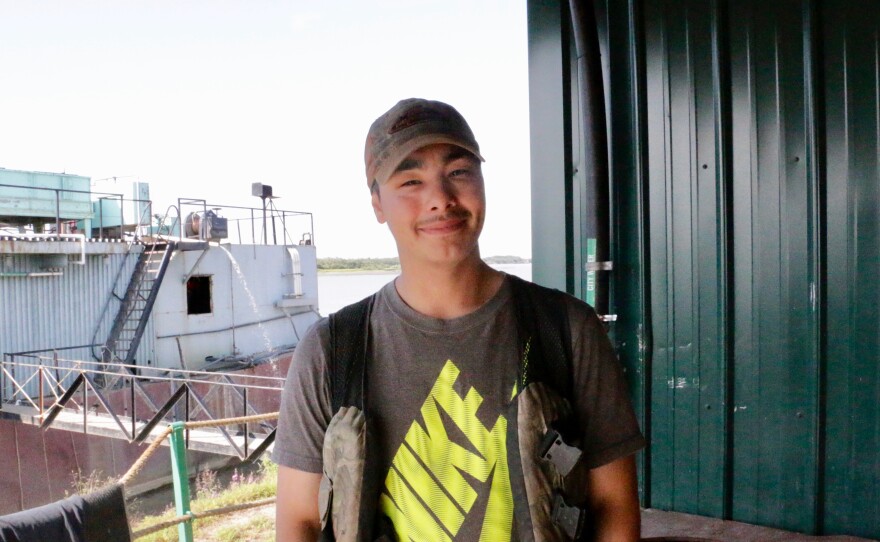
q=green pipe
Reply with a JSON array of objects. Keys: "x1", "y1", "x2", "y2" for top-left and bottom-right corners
[{"x1": 169, "y1": 422, "x2": 194, "y2": 542}]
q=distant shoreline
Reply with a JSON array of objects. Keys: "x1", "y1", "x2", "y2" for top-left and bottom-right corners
[
  {"x1": 317, "y1": 261, "x2": 531, "y2": 275},
  {"x1": 318, "y1": 268, "x2": 399, "y2": 275},
  {"x1": 317, "y1": 256, "x2": 530, "y2": 274}
]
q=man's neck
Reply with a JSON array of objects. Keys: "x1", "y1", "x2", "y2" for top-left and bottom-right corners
[{"x1": 394, "y1": 256, "x2": 505, "y2": 319}]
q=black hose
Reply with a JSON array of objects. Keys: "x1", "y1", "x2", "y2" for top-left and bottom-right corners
[{"x1": 569, "y1": 0, "x2": 611, "y2": 315}]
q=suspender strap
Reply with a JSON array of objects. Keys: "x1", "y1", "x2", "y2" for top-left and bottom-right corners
[
  {"x1": 508, "y1": 275, "x2": 573, "y2": 401},
  {"x1": 329, "y1": 278, "x2": 572, "y2": 410},
  {"x1": 328, "y1": 294, "x2": 375, "y2": 412}
]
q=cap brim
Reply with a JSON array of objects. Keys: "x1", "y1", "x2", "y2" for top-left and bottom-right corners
[{"x1": 373, "y1": 134, "x2": 485, "y2": 187}]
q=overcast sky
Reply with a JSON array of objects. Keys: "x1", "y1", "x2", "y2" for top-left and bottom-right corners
[{"x1": 0, "y1": 0, "x2": 531, "y2": 258}]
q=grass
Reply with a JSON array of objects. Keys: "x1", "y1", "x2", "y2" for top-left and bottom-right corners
[
  {"x1": 131, "y1": 458, "x2": 276, "y2": 542},
  {"x1": 213, "y1": 514, "x2": 274, "y2": 542}
]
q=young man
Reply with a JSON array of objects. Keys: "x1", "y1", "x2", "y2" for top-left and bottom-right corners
[{"x1": 274, "y1": 98, "x2": 644, "y2": 542}]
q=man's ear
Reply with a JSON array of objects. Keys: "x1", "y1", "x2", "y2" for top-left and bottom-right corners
[{"x1": 371, "y1": 189, "x2": 386, "y2": 224}]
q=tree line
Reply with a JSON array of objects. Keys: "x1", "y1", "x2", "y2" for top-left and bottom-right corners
[{"x1": 317, "y1": 255, "x2": 530, "y2": 271}]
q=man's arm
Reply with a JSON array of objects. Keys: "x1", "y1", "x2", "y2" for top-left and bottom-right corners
[
  {"x1": 276, "y1": 465, "x2": 322, "y2": 542},
  {"x1": 586, "y1": 454, "x2": 640, "y2": 542}
]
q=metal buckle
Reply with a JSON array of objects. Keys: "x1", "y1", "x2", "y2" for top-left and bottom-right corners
[
  {"x1": 539, "y1": 428, "x2": 583, "y2": 477},
  {"x1": 584, "y1": 260, "x2": 614, "y2": 272},
  {"x1": 551, "y1": 493, "x2": 585, "y2": 540}
]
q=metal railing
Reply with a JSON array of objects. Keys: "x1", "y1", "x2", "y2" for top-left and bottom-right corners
[
  {"x1": 0, "y1": 182, "x2": 152, "y2": 240},
  {"x1": 122, "y1": 413, "x2": 279, "y2": 541},
  {"x1": 178, "y1": 197, "x2": 314, "y2": 247},
  {"x1": 0, "y1": 353, "x2": 283, "y2": 460}
]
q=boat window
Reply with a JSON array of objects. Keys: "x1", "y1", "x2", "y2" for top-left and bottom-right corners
[{"x1": 186, "y1": 275, "x2": 212, "y2": 315}]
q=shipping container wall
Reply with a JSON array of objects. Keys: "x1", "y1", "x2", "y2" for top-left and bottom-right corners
[{"x1": 528, "y1": 0, "x2": 879, "y2": 536}]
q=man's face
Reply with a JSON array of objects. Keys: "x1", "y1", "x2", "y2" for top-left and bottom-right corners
[{"x1": 371, "y1": 143, "x2": 486, "y2": 268}]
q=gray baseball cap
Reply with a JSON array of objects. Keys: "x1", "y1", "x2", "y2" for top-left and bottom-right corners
[{"x1": 364, "y1": 98, "x2": 484, "y2": 190}]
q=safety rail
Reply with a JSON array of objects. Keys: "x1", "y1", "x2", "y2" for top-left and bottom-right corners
[
  {"x1": 0, "y1": 182, "x2": 152, "y2": 240},
  {"x1": 0, "y1": 354, "x2": 284, "y2": 460},
  {"x1": 120, "y1": 413, "x2": 279, "y2": 541},
  {"x1": 177, "y1": 197, "x2": 314, "y2": 247},
  {"x1": 88, "y1": 203, "x2": 181, "y2": 363}
]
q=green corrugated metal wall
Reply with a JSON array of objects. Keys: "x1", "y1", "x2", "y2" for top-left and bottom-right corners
[{"x1": 528, "y1": 0, "x2": 880, "y2": 537}]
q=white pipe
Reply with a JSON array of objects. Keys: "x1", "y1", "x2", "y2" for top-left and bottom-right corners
[{"x1": 286, "y1": 247, "x2": 303, "y2": 297}]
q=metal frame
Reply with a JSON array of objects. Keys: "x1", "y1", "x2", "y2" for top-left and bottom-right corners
[{"x1": 0, "y1": 355, "x2": 280, "y2": 460}]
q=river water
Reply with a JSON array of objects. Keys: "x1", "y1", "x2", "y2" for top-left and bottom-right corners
[{"x1": 317, "y1": 262, "x2": 532, "y2": 316}]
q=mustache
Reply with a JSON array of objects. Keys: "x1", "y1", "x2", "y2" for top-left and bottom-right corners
[{"x1": 416, "y1": 209, "x2": 472, "y2": 228}]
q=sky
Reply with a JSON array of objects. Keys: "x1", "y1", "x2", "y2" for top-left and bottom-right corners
[{"x1": 0, "y1": 0, "x2": 531, "y2": 258}]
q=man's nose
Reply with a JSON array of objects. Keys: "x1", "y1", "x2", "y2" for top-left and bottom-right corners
[{"x1": 428, "y1": 178, "x2": 457, "y2": 211}]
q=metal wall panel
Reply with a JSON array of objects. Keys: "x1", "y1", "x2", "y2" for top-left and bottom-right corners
[
  {"x1": 822, "y1": 1, "x2": 880, "y2": 536},
  {"x1": 642, "y1": 0, "x2": 730, "y2": 518},
  {"x1": 0, "y1": 248, "x2": 155, "y2": 396},
  {"x1": 0, "y1": 170, "x2": 92, "y2": 220},
  {"x1": 529, "y1": 0, "x2": 575, "y2": 293},
  {"x1": 529, "y1": 0, "x2": 880, "y2": 536},
  {"x1": 595, "y1": 0, "x2": 653, "y2": 503},
  {"x1": 727, "y1": 0, "x2": 821, "y2": 531}
]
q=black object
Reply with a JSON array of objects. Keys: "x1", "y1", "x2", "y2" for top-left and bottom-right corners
[{"x1": 0, "y1": 483, "x2": 131, "y2": 542}]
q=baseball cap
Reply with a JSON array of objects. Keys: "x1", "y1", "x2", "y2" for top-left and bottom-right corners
[{"x1": 364, "y1": 98, "x2": 484, "y2": 190}]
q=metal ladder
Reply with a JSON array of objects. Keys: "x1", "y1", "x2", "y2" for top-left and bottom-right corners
[{"x1": 103, "y1": 241, "x2": 174, "y2": 367}]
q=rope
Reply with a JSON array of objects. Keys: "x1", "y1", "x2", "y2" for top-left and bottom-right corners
[
  {"x1": 118, "y1": 412, "x2": 279, "y2": 486},
  {"x1": 183, "y1": 411, "x2": 278, "y2": 429},
  {"x1": 192, "y1": 496, "x2": 276, "y2": 519},
  {"x1": 118, "y1": 426, "x2": 173, "y2": 486},
  {"x1": 130, "y1": 497, "x2": 276, "y2": 539}
]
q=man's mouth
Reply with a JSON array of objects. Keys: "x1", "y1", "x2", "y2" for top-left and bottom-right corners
[
  {"x1": 419, "y1": 218, "x2": 466, "y2": 234},
  {"x1": 417, "y1": 212, "x2": 471, "y2": 235}
]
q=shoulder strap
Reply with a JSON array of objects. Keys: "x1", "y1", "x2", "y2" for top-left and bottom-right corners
[
  {"x1": 327, "y1": 294, "x2": 375, "y2": 412},
  {"x1": 326, "y1": 293, "x2": 380, "y2": 541},
  {"x1": 328, "y1": 278, "x2": 573, "y2": 407},
  {"x1": 508, "y1": 274, "x2": 573, "y2": 401}
]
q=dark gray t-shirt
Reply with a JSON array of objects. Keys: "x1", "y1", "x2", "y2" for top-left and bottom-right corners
[{"x1": 273, "y1": 275, "x2": 644, "y2": 541}]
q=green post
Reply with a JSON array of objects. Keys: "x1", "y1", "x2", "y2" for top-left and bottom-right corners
[{"x1": 169, "y1": 421, "x2": 194, "y2": 542}]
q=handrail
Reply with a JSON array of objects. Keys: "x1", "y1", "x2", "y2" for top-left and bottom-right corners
[
  {"x1": 89, "y1": 258, "x2": 144, "y2": 362},
  {"x1": 155, "y1": 204, "x2": 181, "y2": 242},
  {"x1": 0, "y1": 356, "x2": 281, "y2": 462},
  {"x1": 89, "y1": 204, "x2": 177, "y2": 363},
  {"x1": 0, "y1": 182, "x2": 153, "y2": 239},
  {"x1": 1, "y1": 354, "x2": 284, "y2": 390}
]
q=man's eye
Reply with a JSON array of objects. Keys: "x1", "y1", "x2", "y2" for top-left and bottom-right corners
[
  {"x1": 401, "y1": 179, "x2": 421, "y2": 187},
  {"x1": 450, "y1": 169, "x2": 470, "y2": 177}
]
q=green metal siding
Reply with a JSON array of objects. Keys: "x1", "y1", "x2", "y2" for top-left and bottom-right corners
[
  {"x1": 727, "y1": 1, "x2": 821, "y2": 530},
  {"x1": 593, "y1": 0, "x2": 652, "y2": 503},
  {"x1": 823, "y1": 1, "x2": 880, "y2": 536},
  {"x1": 0, "y1": 169, "x2": 91, "y2": 220},
  {"x1": 528, "y1": 0, "x2": 575, "y2": 293},
  {"x1": 528, "y1": 0, "x2": 880, "y2": 536},
  {"x1": 641, "y1": 0, "x2": 730, "y2": 519}
]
